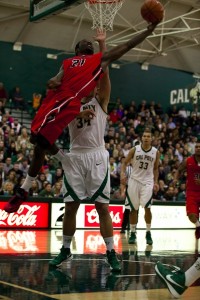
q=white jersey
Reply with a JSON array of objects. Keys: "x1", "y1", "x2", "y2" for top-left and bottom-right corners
[
  {"x1": 130, "y1": 144, "x2": 157, "y2": 185},
  {"x1": 68, "y1": 97, "x2": 107, "y2": 151}
]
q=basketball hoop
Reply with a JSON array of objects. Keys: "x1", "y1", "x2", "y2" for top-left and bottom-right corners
[{"x1": 84, "y1": 0, "x2": 124, "y2": 31}]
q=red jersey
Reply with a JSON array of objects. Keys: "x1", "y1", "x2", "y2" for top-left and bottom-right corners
[
  {"x1": 186, "y1": 155, "x2": 200, "y2": 192},
  {"x1": 31, "y1": 52, "x2": 104, "y2": 144},
  {"x1": 53, "y1": 53, "x2": 103, "y2": 101}
]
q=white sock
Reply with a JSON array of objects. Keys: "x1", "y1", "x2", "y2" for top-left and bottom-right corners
[
  {"x1": 195, "y1": 221, "x2": 200, "y2": 227},
  {"x1": 53, "y1": 149, "x2": 65, "y2": 162},
  {"x1": 63, "y1": 235, "x2": 73, "y2": 249},
  {"x1": 185, "y1": 257, "x2": 200, "y2": 286},
  {"x1": 146, "y1": 224, "x2": 151, "y2": 231},
  {"x1": 130, "y1": 224, "x2": 137, "y2": 232},
  {"x1": 104, "y1": 236, "x2": 114, "y2": 252},
  {"x1": 21, "y1": 174, "x2": 36, "y2": 192}
]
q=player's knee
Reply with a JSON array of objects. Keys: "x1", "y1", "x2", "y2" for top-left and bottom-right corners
[
  {"x1": 95, "y1": 202, "x2": 109, "y2": 216},
  {"x1": 32, "y1": 134, "x2": 51, "y2": 150},
  {"x1": 65, "y1": 202, "x2": 79, "y2": 215}
]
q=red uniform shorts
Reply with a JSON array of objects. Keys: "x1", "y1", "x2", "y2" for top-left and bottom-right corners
[
  {"x1": 31, "y1": 90, "x2": 81, "y2": 145},
  {"x1": 186, "y1": 191, "x2": 200, "y2": 217}
]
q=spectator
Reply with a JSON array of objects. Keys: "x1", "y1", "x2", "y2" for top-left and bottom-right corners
[
  {"x1": 5, "y1": 170, "x2": 18, "y2": 188},
  {"x1": 0, "y1": 82, "x2": 8, "y2": 106},
  {"x1": 164, "y1": 186, "x2": 176, "y2": 201},
  {"x1": 3, "y1": 157, "x2": 13, "y2": 176},
  {"x1": 52, "y1": 181, "x2": 62, "y2": 197},
  {"x1": 29, "y1": 180, "x2": 39, "y2": 197},
  {"x1": 37, "y1": 172, "x2": 47, "y2": 191},
  {"x1": 53, "y1": 167, "x2": 63, "y2": 184},
  {"x1": 167, "y1": 117, "x2": 176, "y2": 130},
  {"x1": 2, "y1": 181, "x2": 14, "y2": 196},
  {"x1": 19, "y1": 158, "x2": 29, "y2": 177},
  {"x1": 176, "y1": 183, "x2": 186, "y2": 202},
  {"x1": 43, "y1": 165, "x2": 53, "y2": 184},
  {"x1": 6, "y1": 141, "x2": 18, "y2": 162},
  {"x1": 16, "y1": 127, "x2": 32, "y2": 152},
  {"x1": 32, "y1": 92, "x2": 42, "y2": 110},
  {"x1": 10, "y1": 86, "x2": 24, "y2": 110},
  {"x1": 11, "y1": 118, "x2": 22, "y2": 135},
  {"x1": 39, "y1": 182, "x2": 54, "y2": 198},
  {"x1": 109, "y1": 108, "x2": 120, "y2": 124},
  {"x1": 11, "y1": 163, "x2": 24, "y2": 184}
]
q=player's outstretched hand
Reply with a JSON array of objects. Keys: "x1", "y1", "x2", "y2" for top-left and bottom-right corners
[
  {"x1": 78, "y1": 109, "x2": 96, "y2": 120},
  {"x1": 47, "y1": 79, "x2": 62, "y2": 89},
  {"x1": 147, "y1": 23, "x2": 158, "y2": 32},
  {"x1": 93, "y1": 28, "x2": 106, "y2": 43}
]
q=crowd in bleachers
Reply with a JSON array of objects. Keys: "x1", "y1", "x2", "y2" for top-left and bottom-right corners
[{"x1": 0, "y1": 81, "x2": 199, "y2": 201}]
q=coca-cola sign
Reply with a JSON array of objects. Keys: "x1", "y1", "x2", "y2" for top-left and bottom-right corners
[
  {"x1": 84, "y1": 205, "x2": 123, "y2": 228},
  {"x1": 0, "y1": 202, "x2": 49, "y2": 228}
]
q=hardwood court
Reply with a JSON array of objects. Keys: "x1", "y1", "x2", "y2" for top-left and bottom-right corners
[{"x1": 0, "y1": 229, "x2": 199, "y2": 300}]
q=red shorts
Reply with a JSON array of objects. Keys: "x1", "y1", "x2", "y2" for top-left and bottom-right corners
[
  {"x1": 186, "y1": 191, "x2": 200, "y2": 217},
  {"x1": 31, "y1": 90, "x2": 81, "y2": 145}
]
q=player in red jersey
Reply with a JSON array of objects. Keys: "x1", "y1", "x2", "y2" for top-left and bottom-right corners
[
  {"x1": 174, "y1": 141, "x2": 200, "y2": 239},
  {"x1": 4, "y1": 23, "x2": 158, "y2": 213}
]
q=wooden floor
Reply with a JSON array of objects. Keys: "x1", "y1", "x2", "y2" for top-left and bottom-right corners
[{"x1": 0, "y1": 229, "x2": 199, "y2": 300}]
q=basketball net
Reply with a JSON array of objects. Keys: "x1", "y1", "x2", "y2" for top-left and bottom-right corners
[{"x1": 84, "y1": 0, "x2": 124, "y2": 31}]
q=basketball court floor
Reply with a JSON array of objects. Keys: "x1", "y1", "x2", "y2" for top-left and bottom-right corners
[{"x1": 0, "y1": 228, "x2": 199, "y2": 300}]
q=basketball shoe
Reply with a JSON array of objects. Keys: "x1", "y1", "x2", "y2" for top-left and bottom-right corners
[
  {"x1": 106, "y1": 249, "x2": 121, "y2": 272},
  {"x1": 4, "y1": 187, "x2": 28, "y2": 213},
  {"x1": 49, "y1": 246, "x2": 73, "y2": 267},
  {"x1": 155, "y1": 261, "x2": 187, "y2": 298}
]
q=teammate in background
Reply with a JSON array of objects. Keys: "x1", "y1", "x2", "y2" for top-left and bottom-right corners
[
  {"x1": 49, "y1": 30, "x2": 121, "y2": 272},
  {"x1": 173, "y1": 141, "x2": 200, "y2": 239},
  {"x1": 155, "y1": 258, "x2": 200, "y2": 298},
  {"x1": 4, "y1": 22, "x2": 158, "y2": 214},
  {"x1": 120, "y1": 128, "x2": 160, "y2": 245}
]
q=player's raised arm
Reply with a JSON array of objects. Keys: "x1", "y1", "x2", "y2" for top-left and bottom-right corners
[
  {"x1": 101, "y1": 23, "x2": 157, "y2": 71},
  {"x1": 94, "y1": 29, "x2": 111, "y2": 113}
]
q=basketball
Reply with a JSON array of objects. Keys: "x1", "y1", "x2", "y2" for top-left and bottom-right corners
[{"x1": 141, "y1": 0, "x2": 164, "y2": 24}]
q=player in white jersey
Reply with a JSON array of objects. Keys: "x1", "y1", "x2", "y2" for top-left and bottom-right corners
[
  {"x1": 120, "y1": 128, "x2": 160, "y2": 245},
  {"x1": 49, "y1": 29, "x2": 121, "y2": 272}
]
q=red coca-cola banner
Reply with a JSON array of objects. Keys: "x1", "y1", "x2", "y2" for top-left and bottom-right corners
[
  {"x1": 0, "y1": 202, "x2": 49, "y2": 228},
  {"x1": 84, "y1": 204, "x2": 123, "y2": 228},
  {"x1": 0, "y1": 230, "x2": 49, "y2": 253}
]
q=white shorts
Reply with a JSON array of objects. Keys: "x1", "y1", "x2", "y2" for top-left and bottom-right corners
[
  {"x1": 62, "y1": 147, "x2": 110, "y2": 203},
  {"x1": 126, "y1": 178, "x2": 153, "y2": 210}
]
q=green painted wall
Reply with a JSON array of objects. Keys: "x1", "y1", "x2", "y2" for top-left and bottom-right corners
[{"x1": 0, "y1": 41, "x2": 196, "y2": 111}]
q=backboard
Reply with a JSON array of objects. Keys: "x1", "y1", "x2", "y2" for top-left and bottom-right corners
[{"x1": 30, "y1": 0, "x2": 85, "y2": 22}]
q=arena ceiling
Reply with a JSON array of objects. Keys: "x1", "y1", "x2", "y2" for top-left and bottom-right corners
[{"x1": 0, "y1": 0, "x2": 200, "y2": 75}]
